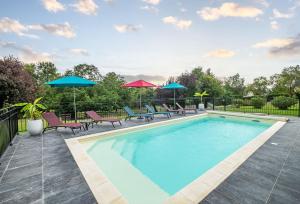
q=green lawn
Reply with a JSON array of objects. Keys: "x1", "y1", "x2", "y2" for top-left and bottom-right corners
[{"x1": 215, "y1": 102, "x2": 299, "y2": 117}]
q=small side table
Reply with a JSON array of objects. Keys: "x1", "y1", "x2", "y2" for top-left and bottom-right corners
[{"x1": 80, "y1": 121, "x2": 93, "y2": 131}]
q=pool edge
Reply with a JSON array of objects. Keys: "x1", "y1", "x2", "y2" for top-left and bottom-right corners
[
  {"x1": 65, "y1": 112, "x2": 286, "y2": 204},
  {"x1": 167, "y1": 120, "x2": 286, "y2": 204}
]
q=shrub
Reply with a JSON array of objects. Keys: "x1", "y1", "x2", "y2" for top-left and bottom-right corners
[
  {"x1": 242, "y1": 99, "x2": 252, "y2": 106},
  {"x1": 251, "y1": 97, "x2": 265, "y2": 109},
  {"x1": 233, "y1": 99, "x2": 243, "y2": 108},
  {"x1": 271, "y1": 96, "x2": 297, "y2": 110}
]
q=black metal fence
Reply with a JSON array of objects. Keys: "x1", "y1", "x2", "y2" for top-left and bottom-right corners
[
  {"x1": 203, "y1": 96, "x2": 300, "y2": 117},
  {"x1": 3, "y1": 95, "x2": 300, "y2": 135},
  {"x1": 0, "y1": 107, "x2": 18, "y2": 158}
]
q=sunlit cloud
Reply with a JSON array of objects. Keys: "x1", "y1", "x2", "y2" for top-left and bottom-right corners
[
  {"x1": 0, "y1": 17, "x2": 38, "y2": 38},
  {"x1": 197, "y1": 2, "x2": 263, "y2": 21},
  {"x1": 162, "y1": 16, "x2": 192, "y2": 30},
  {"x1": 114, "y1": 24, "x2": 143, "y2": 33},
  {"x1": 0, "y1": 41, "x2": 54, "y2": 63},
  {"x1": 253, "y1": 38, "x2": 294, "y2": 48},
  {"x1": 142, "y1": 0, "x2": 160, "y2": 5},
  {"x1": 272, "y1": 9, "x2": 294, "y2": 19},
  {"x1": 268, "y1": 34, "x2": 300, "y2": 57},
  {"x1": 69, "y1": 48, "x2": 89, "y2": 56},
  {"x1": 42, "y1": 0, "x2": 65, "y2": 12},
  {"x1": 0, "y1": 17, "x2": 75, "y2": 39},
  {"x1": 72, "y1": 0, "x2": 98, "y2": 15},
  {"x1": 270, "y1": 21, "x2": 279, "y2": 30},
  {"x1": 206, "y1": 49, "x2": 236, "y2": 58},
  {"x1": 29, "y1": 22, "x2": 76, "y2": 38}
]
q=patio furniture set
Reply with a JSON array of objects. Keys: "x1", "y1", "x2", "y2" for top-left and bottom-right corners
[{"x1": 42, "y1": 104, "x2": 198, "y2": 135}]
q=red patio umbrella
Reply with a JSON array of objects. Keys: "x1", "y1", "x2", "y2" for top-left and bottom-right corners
[{"x1": 122, "y1": 80, "x2": 157, "y2": 111}]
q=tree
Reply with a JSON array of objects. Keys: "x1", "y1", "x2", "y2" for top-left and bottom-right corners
[
  {"x1": 247, "y1": 76, "x2": 269, "y2": 96},
  {"x1": 91, "y1": 72, "x2": 133, "y2": 110},
  {"x1": 224, "y1": 73, "x2": 245, "y2": 96},
  {"x1": 0, "y1": 56, "x2": 36, "y2": 108},
  {"x1": 270, "y1": 65, "x2": 300, "y2": 96},
  {"x1": 73, "y1": 64, "x2": 101, "y2": 81},
  {"x1": 35, "y1": 62, "x2": 59, "y2": 85}
]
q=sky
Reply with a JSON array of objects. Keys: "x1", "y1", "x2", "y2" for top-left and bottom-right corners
[{"x1": 0, "y1": 0, "x2": 300, "y2": 84}]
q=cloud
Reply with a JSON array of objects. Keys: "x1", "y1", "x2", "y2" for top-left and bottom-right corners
[
  {"x1": 0, "y1": 41, "x2": 54, "y2": 63},
  {"x1": 69, "y1": 48, "x2": 89, "y2": 56},
  {"x1": 268, "y1": 35, "x2": 300, "y2": 57},
  {"x1": 206, "y1": 49, "x2": 236, "y2": 58},
  {"x1": 272, "y1": 9, "x2": 294, "y2": 19},
  {"x1": 0, "y1": 17, "x2": 75, "y2": 39},
  {"x1": 255, "y1": 0, "x2": 269, "y2": 7},
  {"x1": 114, "y1": 24, "x2": 143, "y2": 33},
  {"x1": 197, "y1": 2, "x2": 263, "y2": 21},
  {"x1": 270, "y1": 21, "x2": 279, "y2": 30},
  {"x1": 122, "y1": 74, "x2": 166, "y2": 84},
  {"x1": 142, "y1": 0, "x2": 160, "y2": 5},
  {"x1": 180, "y1": 8, "x2": 187, "y2": 13},
  {"x1": 140, "y1": 5, "x2": 159, "y2": 13},
  {"x1": 42, "y1": 0, "x2": 65, "y2": 12},
  {"x1": 72, "y1": 0, "x2": 98, "y2": 15},
  {"x1": 0, "y1": 17, "x2": 38, "y2": 38},
  {"x1": 162, "y1": 16, "x2": 192, "y2": 30},
  {"x1": 29, "y1": 22, "x2": 76, "y2": 38},
  {"x1": 253, "y1": 38, "x2": 294, "y2": 48},
  {"x1": 253, "y1": 35, "x2": 300, "y2": 57}
]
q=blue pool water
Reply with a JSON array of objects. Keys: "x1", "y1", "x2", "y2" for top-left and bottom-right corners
[{"x1": 88, "y1": 116, "x2": 272, "y2": 195}]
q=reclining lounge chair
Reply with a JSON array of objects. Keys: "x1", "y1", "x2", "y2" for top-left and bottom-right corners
[
  {"x1": 42, "y1": 112, "x2": 83, "y2": 135},
  {"x1": 86, "y1": 111, "x2": 121, "y2": 128},
  {"x1": 162, "y1": 104, "x2": 185, "y2": 115},
  {"x1": 176, "y1": 102, "x2": 198, "y2": 114},
  {"x1": 124, "y1": 106, "x2": 153, "y2": 122},
  {"x1": 145, "y1": 105, "x2": 171, "y2": 118}
]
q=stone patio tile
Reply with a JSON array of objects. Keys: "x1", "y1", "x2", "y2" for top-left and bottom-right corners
[
  {"x1": 43, "y1": 168, "x2": 86, "y2": 196},
  {"x1": 1, "y1": 162, "x2": 42, "y2": 184},
  {"x1": 267, "y1": 184, "x2": 300, "y2": 204},
  {"x1": 62, "y1": 191, "x2": 97, "y2": 204},
  {"x1": 0, "y1": 174, "x2": 42, "y2": 203},
  {"x1": 44, "y1": 181, "x2": 91, "y2": 204}
]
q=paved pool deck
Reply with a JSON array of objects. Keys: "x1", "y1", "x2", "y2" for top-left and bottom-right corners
[{"x1": 0, "y1": 113, "x2": 299, "y2": 204}]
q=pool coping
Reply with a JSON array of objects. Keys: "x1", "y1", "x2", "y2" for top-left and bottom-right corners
[{"x1": 65, "y1": 112, "x2": 287, "y2": 204}]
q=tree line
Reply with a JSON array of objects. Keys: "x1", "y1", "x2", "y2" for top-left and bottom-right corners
[{"x1": 0, "y1": 56, "x2": 299, "y2": 111}]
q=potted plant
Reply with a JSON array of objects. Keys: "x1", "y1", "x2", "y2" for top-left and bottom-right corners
[
  {"x1": 194, "y1": 91, "x2": 209, "y2": 110},
  {"x1": 15, "y1": 97, "x2": 46, "y2": 136}
]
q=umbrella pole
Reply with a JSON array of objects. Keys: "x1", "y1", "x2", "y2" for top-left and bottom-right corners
[
  {"x1": 173, "y1": 89, "x2": 176, "y2": 109},
  {"x1": 140, "y1": 91, "x2": 142, "y2": 112},
  {"x1": 73, "y1": 87, "x2": 77, "y2": 122}
]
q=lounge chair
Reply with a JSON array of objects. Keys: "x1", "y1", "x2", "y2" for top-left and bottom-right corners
[
  {"x1": 42, "y1": 112, "x2": 83, "y2": 135},
  {"x1": 145, "y1": 105, "x2": 171, "y2": 118},
  {"x1": 124, "y1": 106, "x2": 153, "y2": 121},
  {"x1": 162, "y1": 104, "x2": 185, "y2": 115},
  {"x1": 176, "y1": 102, "x2": 198, "y2": 113},
  {"x1": 86, "y1": 111, "x2": 121, "y2": 128}
]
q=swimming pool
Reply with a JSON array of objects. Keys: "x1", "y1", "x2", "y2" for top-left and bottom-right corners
[{"x1": 66, "y1": 113, "x2": 286, "y2": 204}]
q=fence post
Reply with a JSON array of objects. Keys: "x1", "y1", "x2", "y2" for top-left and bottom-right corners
[
  {"x1": 212, "y1": 97, "x2": 215, "y2": 110},
  {"x1": 8, "y1": 108, "x2": 13, "y2": 146},
  {"x1": 298, "y1": 97, "x2": 300, "y2": 117},
  {"x1": 224, "y1": 97, "x2": 226, "y2": 111}
]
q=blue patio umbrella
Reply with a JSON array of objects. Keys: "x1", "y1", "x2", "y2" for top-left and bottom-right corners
[
  {"x1": 162, "y1": 82, "x2": 186, "y2": 108},
  {"x1": 46, "y1": 76, "x2": 96, "y2": 121}
]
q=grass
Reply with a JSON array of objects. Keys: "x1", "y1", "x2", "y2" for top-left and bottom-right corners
[{"x1": 215, "y1": 102, "x2": 299, "y2": 117}]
